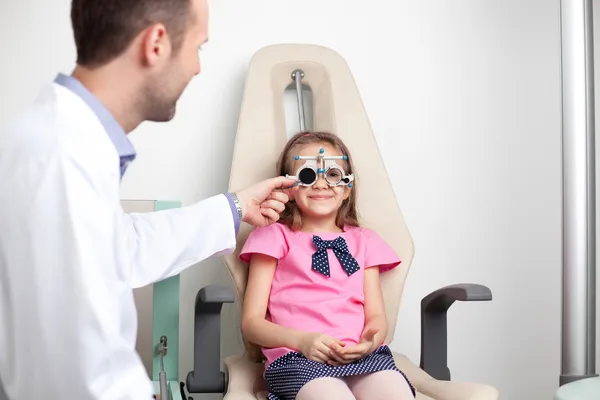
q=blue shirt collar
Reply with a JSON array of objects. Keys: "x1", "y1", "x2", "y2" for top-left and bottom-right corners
[{"x1": 54, "y1": 73, "x2": 136, "y2": 178}]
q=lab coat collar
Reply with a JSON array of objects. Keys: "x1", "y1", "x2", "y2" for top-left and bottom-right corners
[{"x1": 54, "y1": 73, "x2": 136, "y2": 178}]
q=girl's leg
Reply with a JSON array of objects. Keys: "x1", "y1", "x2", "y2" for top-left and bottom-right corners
[
  {"x1": 346, "y1": 370, "x2": 414, "y2": 400},
  {"x1": 296, "y1": 377, "x2": 356, "y2": 400}
]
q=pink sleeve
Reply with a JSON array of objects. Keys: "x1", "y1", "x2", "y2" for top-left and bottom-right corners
[
  {"x1": 363, "y1": 229, "x2": 401, "y2": 273},
  {"x1": 239, "y1": 223, "x2": 288, "y2": 264}
]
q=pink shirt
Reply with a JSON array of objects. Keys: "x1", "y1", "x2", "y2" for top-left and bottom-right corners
[{"x1": 239, "y1": 223, "x2": 401, "y2": 367}]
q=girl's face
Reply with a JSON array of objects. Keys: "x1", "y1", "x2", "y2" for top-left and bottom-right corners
[{"x1": 289, "y1": 142, "x2": 352, "y2": 223}]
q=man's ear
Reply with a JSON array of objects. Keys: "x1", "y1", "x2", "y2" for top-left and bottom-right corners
[{"x1": 141, "y1": 23, "x2": 171, "y2": 66}]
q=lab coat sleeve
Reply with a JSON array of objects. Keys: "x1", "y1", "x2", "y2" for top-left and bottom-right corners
[
  {"x1": 1, "y1": 149, "x2": 154, "y2": 399},
  {"x1": 122, "y1": 193, "x2": 238, "y2": 288}
]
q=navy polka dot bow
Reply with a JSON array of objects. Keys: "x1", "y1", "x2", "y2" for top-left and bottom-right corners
[{"x1": 312, "y1": 235, "x2": 360, "y2": 277}]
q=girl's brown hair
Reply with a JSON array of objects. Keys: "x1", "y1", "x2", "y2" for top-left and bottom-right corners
[{"x1": 276, "y1": 131, "x2": 360, "y2": 231}]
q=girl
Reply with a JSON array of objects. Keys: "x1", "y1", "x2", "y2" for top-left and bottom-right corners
[{"x1": 239, "y1": 131, "x2": 415, "y2": 400}]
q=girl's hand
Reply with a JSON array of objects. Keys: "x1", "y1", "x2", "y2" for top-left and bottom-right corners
[
  {"x1": 299, "y1": 332, "x2": 346, "y2": 364},
  {"x1": 328, "y1": 327, "x2": 379, "y2": 364}
]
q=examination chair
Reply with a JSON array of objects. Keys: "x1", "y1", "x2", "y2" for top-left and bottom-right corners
[{"x1": 181, "y1": 44, "x2": 500, "y2": 400}]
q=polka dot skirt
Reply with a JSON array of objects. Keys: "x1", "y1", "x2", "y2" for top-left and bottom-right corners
[{"x1": 264, "y1": 345, "x2": 416, "y2": 400}]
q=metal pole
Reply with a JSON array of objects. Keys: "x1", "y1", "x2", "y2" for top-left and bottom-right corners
[
  {"x1": 159, "y1": 371, "x2": 168, "y2": 400},
  {"x1": 157, "y1": 336, "x2": 169, "y2": 399},
  {"x1": 559, "y1": 0, "x2": 597, "y2": 386},
  {"x1": 292, "y1": 69, "x2": 306, "y2": 131}
]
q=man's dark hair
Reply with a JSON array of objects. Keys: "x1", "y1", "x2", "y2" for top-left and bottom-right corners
[{"x1": 71, "y1": 0, "x2": 192, "y2": 67}]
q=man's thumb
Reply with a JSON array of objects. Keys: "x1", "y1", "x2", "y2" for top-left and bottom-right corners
[
  {"x1": 271, "y1": 175, "x2": 297, "y2": 189},
  {"x1": 269, "y1": 176, "x2": 299, "y2": 197}
]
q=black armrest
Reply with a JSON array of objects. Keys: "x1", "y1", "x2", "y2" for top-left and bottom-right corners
[
  {"x1": 185, "y1": 284, "x2": 235, "y2": 394},
  {"x1": 419, "y1": 283, "x2": 492, "y2": 381}
]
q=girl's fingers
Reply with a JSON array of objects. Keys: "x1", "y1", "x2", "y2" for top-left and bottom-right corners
[
  {"x1": 327, "y1": 348, "x2": 346, "y2": 364},
  {"x1": 310, "y1": 348, "x2": 330, "y2": 364},
  {"x1": 318, "y1": 343, "x2": 345, "y2": 364},
  {"x1": 329, "y1": 343, "x2": 349, "y2": 362},
  {"x1": 339, "y1": 343, "x2": 369, "y2": 356}
]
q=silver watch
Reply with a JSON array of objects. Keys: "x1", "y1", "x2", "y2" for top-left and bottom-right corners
[{"x1": 230, "y1": 192, "x2": 243, "y2": 220}]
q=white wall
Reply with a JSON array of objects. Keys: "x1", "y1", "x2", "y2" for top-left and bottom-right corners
[{"x1": 2, "y1": 0, "x2": 599, "y2": 399}]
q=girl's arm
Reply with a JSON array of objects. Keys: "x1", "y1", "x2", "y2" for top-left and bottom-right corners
[
  {"x1": 363, "y1": 266, "x2": 389, "y2": 350},
  {"x1": 240, "y1": 253, "x2": 306, "y2": 351}
]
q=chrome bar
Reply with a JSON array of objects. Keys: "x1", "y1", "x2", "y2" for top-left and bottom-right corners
[
  {"x1": 157, "y1": 336, "x2": 169, "y2": 399},
  {"x1": 559, "y1": 0, "x2": 597, "y2": 386},
  {"x1": 159, "y1": 372, "x2": 168, "y2": 400},
  {"x1": 292, "y1": 69, "x2": 306, "y2": 131},
  {"x1": 582, "y1": 0, "x2": 597, "y2": 378}
]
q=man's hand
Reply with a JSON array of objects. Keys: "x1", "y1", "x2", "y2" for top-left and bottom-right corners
[
  {"x1": 328, "y1": 327, "x2": 379, "y2": 365},
  {"x1": 235, "y1": 176, "x2": 298, "y2": 227}
]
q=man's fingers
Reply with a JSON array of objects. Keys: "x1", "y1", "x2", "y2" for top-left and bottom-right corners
[
  {"x1": 260, "y1": 199, "x2": 285, "y2": 214},
  {"x1": 275, "y1": 185, "x2": 298, "y2": 200},
  {"x1": 271, "y1": 175, "x2": 298, "y2": 190},
  {"x1": 267, "y1": 190, "x2": 289, "y2": 205},
  {"x1": 282, "y1": 184, "x2": 299, "y2": 197},
  {"x1": 270, "y1": 176, "x2": 299, "y2": 197},
  {"x1": 260, "y1": 208, "x2": 279, "y2": 224}
]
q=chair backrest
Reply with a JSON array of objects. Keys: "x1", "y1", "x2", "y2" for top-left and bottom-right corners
[{"x1": 223, "y1": 44, "x2": 415, "y2": 359}]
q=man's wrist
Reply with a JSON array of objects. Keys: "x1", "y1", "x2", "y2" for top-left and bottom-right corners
[
  {"x1": 230, "y1": 192, "x2": 244, "y2": 220},
  {"x1": 224, "y1": 193, "x2": 242, "y2": 235}
]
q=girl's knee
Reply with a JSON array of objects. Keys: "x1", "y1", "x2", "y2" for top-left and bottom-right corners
[
  {"x1": 347, "y1": 370, "x2": 414, "y2": 400},
  {"x1": 296, "y1": 377, "x2": 356, "y2": 400}
]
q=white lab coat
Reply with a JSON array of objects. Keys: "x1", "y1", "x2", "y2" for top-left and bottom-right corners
[{"x1": 0, "y1": 82, "x2": 237, "y2": 399}]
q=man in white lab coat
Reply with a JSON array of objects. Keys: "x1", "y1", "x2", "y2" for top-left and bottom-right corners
[{"x1": 0, "y1": 0, "x2": 296, "y2": 399}]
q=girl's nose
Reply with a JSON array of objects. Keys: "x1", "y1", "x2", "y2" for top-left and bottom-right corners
[{"x1": 313, "y1": 173, "x2": 328, "y2": 189}]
